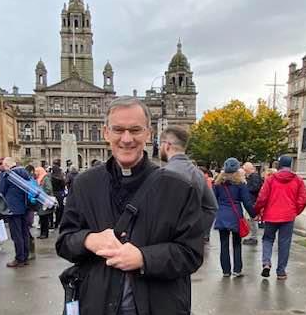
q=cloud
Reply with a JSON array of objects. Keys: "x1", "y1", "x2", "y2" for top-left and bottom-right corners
[{"x1": 0, "y1": 0, "x2": 306, "y2": 117}]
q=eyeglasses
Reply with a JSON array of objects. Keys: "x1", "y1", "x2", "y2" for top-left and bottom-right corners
[{"x1": 108, "y1": 125, "x2": 148, "y2": 136}]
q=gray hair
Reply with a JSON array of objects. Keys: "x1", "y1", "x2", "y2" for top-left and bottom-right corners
[{"x1": 105, "y1": 96, "x2": 151, "y2": 127}]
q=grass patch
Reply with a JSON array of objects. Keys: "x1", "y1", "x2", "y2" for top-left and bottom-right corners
[{"x1": 294, "y1": 239, "x2": 306, "y2": 247}]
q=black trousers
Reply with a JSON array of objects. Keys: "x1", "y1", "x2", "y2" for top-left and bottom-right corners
[
  {"x1": 40, "y1": 214, "x2": 50, "y2": 237},
  {"x1": 219, "y1": 229, "x2": 242, "y2": 274},
  {"x1": 8, "y1": 215, "x2": 29, "y2": 262},
  {"x1": 54, "y1": 191, "x2": 64, "y2": 228}
]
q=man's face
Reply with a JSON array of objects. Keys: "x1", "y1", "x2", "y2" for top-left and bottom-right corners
[{"x1": 104, "y1": 105, "x2": 151, "y2": 168}]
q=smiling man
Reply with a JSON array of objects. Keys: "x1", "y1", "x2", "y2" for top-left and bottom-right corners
[{"x1": 56, "y1": 96, "x2": 204, "y2": 315}]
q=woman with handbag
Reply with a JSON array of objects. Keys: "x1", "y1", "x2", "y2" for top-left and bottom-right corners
[
  {"x1": 35, "y1": 167, "x2": 54, "y2": 239},
  {"x1": 213, "y1": 157, "x2": 256, "y2": 277}
]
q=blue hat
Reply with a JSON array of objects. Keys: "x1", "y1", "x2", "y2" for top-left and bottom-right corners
[
  {"x1": 224, "y1": 157, "x2": 240, "y2": 173},
  {"x1": 278, "y1": 155, "x2": 292, "y2": 168}
]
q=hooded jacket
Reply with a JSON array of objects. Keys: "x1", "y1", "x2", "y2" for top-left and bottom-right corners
[{"x1": 254, "y1": 169, "x2": 306, "y2": 222}]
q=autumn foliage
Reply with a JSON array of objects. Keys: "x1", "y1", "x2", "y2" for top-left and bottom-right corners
[{"x1": 188, "y1": 99, "x2": 288, "y2": 166}]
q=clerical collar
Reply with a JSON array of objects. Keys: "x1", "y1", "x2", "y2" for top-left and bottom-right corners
[{"x1": 121, "y1": 168, "x2": 132, "y2": 176}]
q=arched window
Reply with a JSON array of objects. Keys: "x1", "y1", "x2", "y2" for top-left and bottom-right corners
[
  {"x1": 106, "y1": 77, "x2": 111, "y2": 85},
  {"x1": 179, "y1": 75, "x2": 184, "y2": 87},
  {"x1": 74, "y1": 19, "x2": 79, "y2": 28},
  {"x1": 54, "y1": 124, "x2": 62, "y2": 141},
  {"x1": 90, "y1": 125, "x2": 99, "y2": 142},
  {"x1": 63, "y1": 19, "x2": 66, "y2": 27},
  {"x1": 172, "y1": 77, "x2": 175, "y2": 85},
  {"x1": 39, "y1": 75, "x2": 43, "y2": 85},
  {"x1": 86, "y1": 20, "x2": 89, "y2": 27},
  {"x1": 75, "y1": 45, "x2": 78, "y2": 53},
  {"x1": 70, "y1": 45, "x2": 73, "y2": 53},
  {"x1": 80, "y1": 45, "x2": 84, "y2": 53}
]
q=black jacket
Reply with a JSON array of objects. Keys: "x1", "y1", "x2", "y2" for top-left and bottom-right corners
[
  {"x1": 246, "y1": 172, "x2": 262, "y2": 205},
  {"x1": 56, "y1": 158, "x2": 204, "y2": 315}
]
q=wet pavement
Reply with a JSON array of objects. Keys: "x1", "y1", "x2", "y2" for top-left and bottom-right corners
[{"x1": 0, "y1": 224, "x2": 306, "y2": 315}]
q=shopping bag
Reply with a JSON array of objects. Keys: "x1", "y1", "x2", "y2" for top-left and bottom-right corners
[{"x1": 0, "y1": 219, "x2": 8, "y2": 242}]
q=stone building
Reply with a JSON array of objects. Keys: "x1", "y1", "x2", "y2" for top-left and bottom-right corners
[
  {"x1": 286, "y1": 57, "x2": 306, "y2": 171},
  {"x1": 0, "y1": 93, "x2": 20, "y2": 158},
  {"x1": 3, "y1": 0, "x2": 197, "y2": 169}
]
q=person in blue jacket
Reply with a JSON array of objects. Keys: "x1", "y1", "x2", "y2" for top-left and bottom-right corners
[
  {"x1": 213, "y1": 157, "x2": 256, "y2": 277},
  {"x1": 0, "y1": 157, "x2": 30, "y2": 267}
]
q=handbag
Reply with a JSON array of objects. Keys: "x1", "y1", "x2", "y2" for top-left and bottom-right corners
[
  {"x1": 59, "y1": 168, "x2": 159, "y2": 314},
  {"x1": 223, "y1": 184, "x2": 250, "y2": 238}
]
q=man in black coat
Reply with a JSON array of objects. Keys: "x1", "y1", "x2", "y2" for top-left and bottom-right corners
[{"x1": 56, "y1": 96, "x2": 204, "y2": 315}]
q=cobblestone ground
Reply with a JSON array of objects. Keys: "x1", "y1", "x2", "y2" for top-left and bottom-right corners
[{"x1": 0, "y1": 224, "x2": 306, "y2": 315}]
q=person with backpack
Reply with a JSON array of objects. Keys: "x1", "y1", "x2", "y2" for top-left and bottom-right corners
[
  {"x1": 0, "y1": 157, "x2": 30, "y2": 268},
  {"x1": 35, "y1": 167, "x2": 54, "y2": 239}
]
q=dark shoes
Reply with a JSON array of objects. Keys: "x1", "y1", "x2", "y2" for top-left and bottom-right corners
[
  {"x1": 243, "y1": 238, "x2": 258, "y2": 245},
  {"x1": 6, "y1": 260, "x2": 28, "y2": 268},
  {"x1": 261, "y1": 266, "x2": 271, "y2": 278}
]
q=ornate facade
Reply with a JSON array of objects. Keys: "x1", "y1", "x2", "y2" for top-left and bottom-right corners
[
  {"x1": 3, "y1": 0, "x2": 197, "y2": 169},
  {"x1": 0, "y1": 93, "x2": 20, "y2": 158},
  {"x1": 286, "y1": 57, "x2": 306, "y2": 171}
]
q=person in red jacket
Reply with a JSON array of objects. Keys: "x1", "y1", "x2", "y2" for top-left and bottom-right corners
[{"x1": 255, "y1": 155, "x2": 306, "y2": 280}]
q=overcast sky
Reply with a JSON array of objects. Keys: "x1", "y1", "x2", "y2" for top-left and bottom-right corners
[{"x1": 1, "y1": 0, "x2": 306, "y2": 117}]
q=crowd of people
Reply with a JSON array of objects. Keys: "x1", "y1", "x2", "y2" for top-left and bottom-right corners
[
  {"x1": 0, "y1": 157, "x2": 78, "y2": 267},
  {"x1": 1, "y1": 96, "x2": 306, "y2": 315}
]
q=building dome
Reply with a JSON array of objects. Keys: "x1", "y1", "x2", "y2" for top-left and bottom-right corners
[
  {"x1": 104, "y1": 61, "x2": 113, "y2": 72},
  {"x1": 68, "y1": 0, "x2": 84, "y2": 12},
  {"x1": 36, "y1": 59, "x2": 46, "y2": 71},
  {"x1": 169, "y1": 39, "x2": 190, "y2": 72}
]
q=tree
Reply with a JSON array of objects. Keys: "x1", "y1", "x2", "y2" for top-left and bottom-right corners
[{"x1": 188, "y1": 99, "x2": 288, "y2": 166}]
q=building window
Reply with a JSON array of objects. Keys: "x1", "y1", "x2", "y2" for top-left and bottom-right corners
[
  {"x1": 179, "y1": 75, "x2": 184, "y2": 87},
  {"x1": 53, "y1": 124, "x2": 62, "y2": 141},
  {"x1": 54, "y1": 101, "x2": 61, "y2": 113},
  {"x1": 39, "y1": 103, "x2": 44, "y2": 114},
  {"x1": 86, "y1": 20, "x2": 89, "y2": 27},
  {"x1": 25, "y1": 148, "x2": 31, "y2": 157},
  {"x1": 24, "y1": 124, "x2": 32, "y2": 141},
  {"x1": 40, "y1": 129, "x2": 45, "y2": 141},
  {"x1": 90, "y1": 125, "x2": 100, "y2": 141},
  {"x1": 74, "y1": 19, "x2": 79, "y2": 28},
  {"x1": 81, "y1": 45, "x2": 84, "y2": 53},
  {"x1": 63, "y1": 19, "x2": 66, "y2": 27},
  {"x1": 177, "y1": 101, "x2": 185, "y2": 117},
  {"x1": 73, "y1": 101, "x2": 79, "y2": 113},
  {"x1": 72, "y1": 124, "x2": 83, "y2": 141},
  {"x1": 41, "y1": 149, "x2": 46, "y2": 158},
  {"x1": 70, "y1": 45, "x2": 73, "y2": 53},
  {"x1": 75, "y1": 45, "x2": 78, "y2": 54}
]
